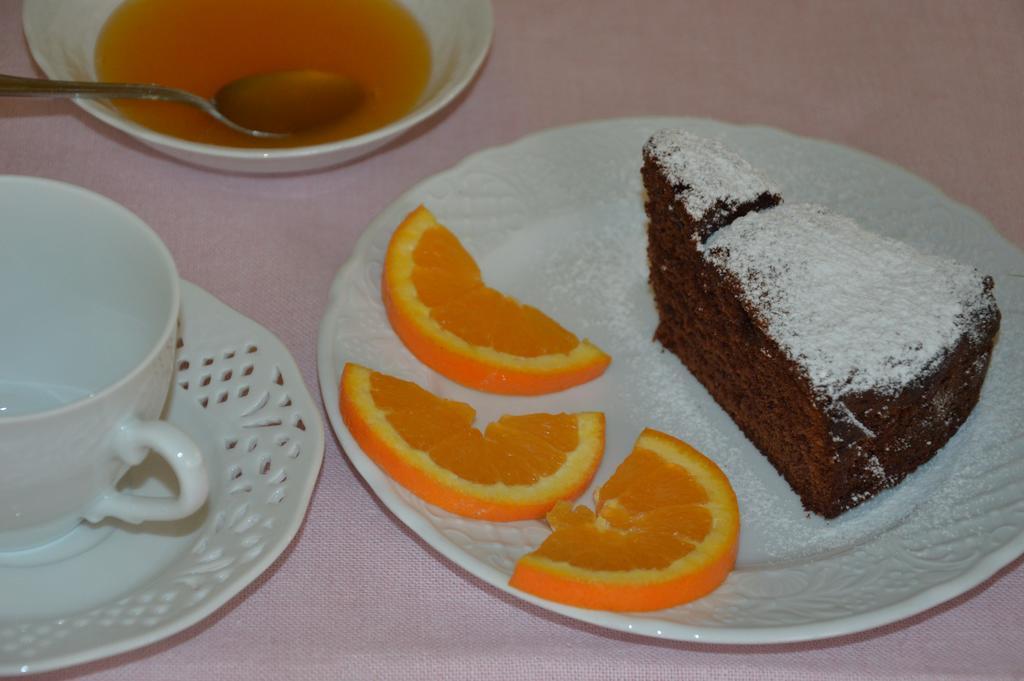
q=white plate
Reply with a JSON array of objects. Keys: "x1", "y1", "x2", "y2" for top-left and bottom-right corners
[
  {"x1": 0, "y1": 281, "x2": 324, "y2": 675},
  {"x1": 317, "y1": 117, "x2": 1024, "y2": 644}
]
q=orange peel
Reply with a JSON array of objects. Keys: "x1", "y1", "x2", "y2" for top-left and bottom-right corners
[
  {"x1": 382, "y1": 205, "x2": 610, "y2": 395},
  {"x1": 339, "y1": 363, "x2": 605, "y2": 521},
  {"x1": 510, "y1": 428, "x2": 740, "y2": 611}
]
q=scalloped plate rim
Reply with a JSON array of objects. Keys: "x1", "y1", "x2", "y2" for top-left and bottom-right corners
[{"x1": 317, "y1": 116, "x2": 1024, "y2": 644}]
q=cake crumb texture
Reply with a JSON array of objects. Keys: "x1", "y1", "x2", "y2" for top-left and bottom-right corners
[{"x1": 643, "y1": 128, "x2": 1001, "y2": 518}]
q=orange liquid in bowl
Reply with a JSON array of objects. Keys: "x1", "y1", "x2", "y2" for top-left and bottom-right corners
[{"x1": 94, "y1": 0, "x2": 431, "y2": 148}]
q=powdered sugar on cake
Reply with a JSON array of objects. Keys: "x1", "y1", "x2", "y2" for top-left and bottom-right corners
[
  {"x1": 644, "y1": 129, "x2": 777, "y2": 222},
  {"x1": 704, "y1": 203, "x2": 997, "y2": 400}
]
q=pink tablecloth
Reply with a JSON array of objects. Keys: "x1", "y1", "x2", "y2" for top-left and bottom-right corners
[{"x1": 2, "y1": 1, "x2": 1023, "y2": 679}]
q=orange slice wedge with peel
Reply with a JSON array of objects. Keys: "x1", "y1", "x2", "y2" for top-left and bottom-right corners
[
  {"x1": 382, "y1": 205, "x2": 611, "y2": 395},
  {"x1": 338, "y1": 363, "x2": 605, "y2": 521},
  {"x1": 510, "y1": 428, "x2": 740, "y2": 611}
]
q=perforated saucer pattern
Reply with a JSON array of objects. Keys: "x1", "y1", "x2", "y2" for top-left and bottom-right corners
[{"x1": 0, "y1": 281, "x2": 324, "y2": 675}]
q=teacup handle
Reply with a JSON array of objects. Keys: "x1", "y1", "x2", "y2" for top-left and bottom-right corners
[{"x1": 86, "y1": 420, "x2": 209, "y2": 524}]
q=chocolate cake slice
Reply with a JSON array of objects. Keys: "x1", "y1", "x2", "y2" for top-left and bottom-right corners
[{"x1": 643, "y1": 129, "x2": 1001, "y2": 518}]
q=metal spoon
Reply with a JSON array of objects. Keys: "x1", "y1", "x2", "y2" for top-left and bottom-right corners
[{"x1": 0, "y1": 69, "x2": 364, "y2": 138}]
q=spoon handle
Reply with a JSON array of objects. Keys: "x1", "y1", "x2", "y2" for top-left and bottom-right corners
[{"x1": 0, "y1": 73, "x2": 207, "y2": 108}]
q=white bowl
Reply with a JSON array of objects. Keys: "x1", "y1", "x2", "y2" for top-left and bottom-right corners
[{"x1": 21, "y1": 0, "x2": 493, "y2": 174}]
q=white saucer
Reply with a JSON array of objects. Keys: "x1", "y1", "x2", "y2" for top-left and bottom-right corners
[{"x1": 0, "y1": 281, "x2": 325, "y2": 675}]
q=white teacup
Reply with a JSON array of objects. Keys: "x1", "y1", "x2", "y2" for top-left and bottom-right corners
[{"x1": 0, "y1": 176, "x2": 208, "y2": 552}]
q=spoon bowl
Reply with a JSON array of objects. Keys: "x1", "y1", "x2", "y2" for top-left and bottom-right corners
[
  {"x1": 0, "y1": 70, "x2": 363, "y2": 138},
  {"x1": 213, "y1": 70, "x2": 365, "y2": 136}
]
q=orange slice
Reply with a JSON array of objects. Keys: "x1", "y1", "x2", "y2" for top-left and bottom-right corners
[
  {"x1": 339, "y1": 363, "x2": 605, "y2": 521},
  {"x1": 382, "y1": 205, "x2": 611, "y2": 395},
  {"x1": 510, "y1": 429, "x2": 740, "y2": 611}
]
